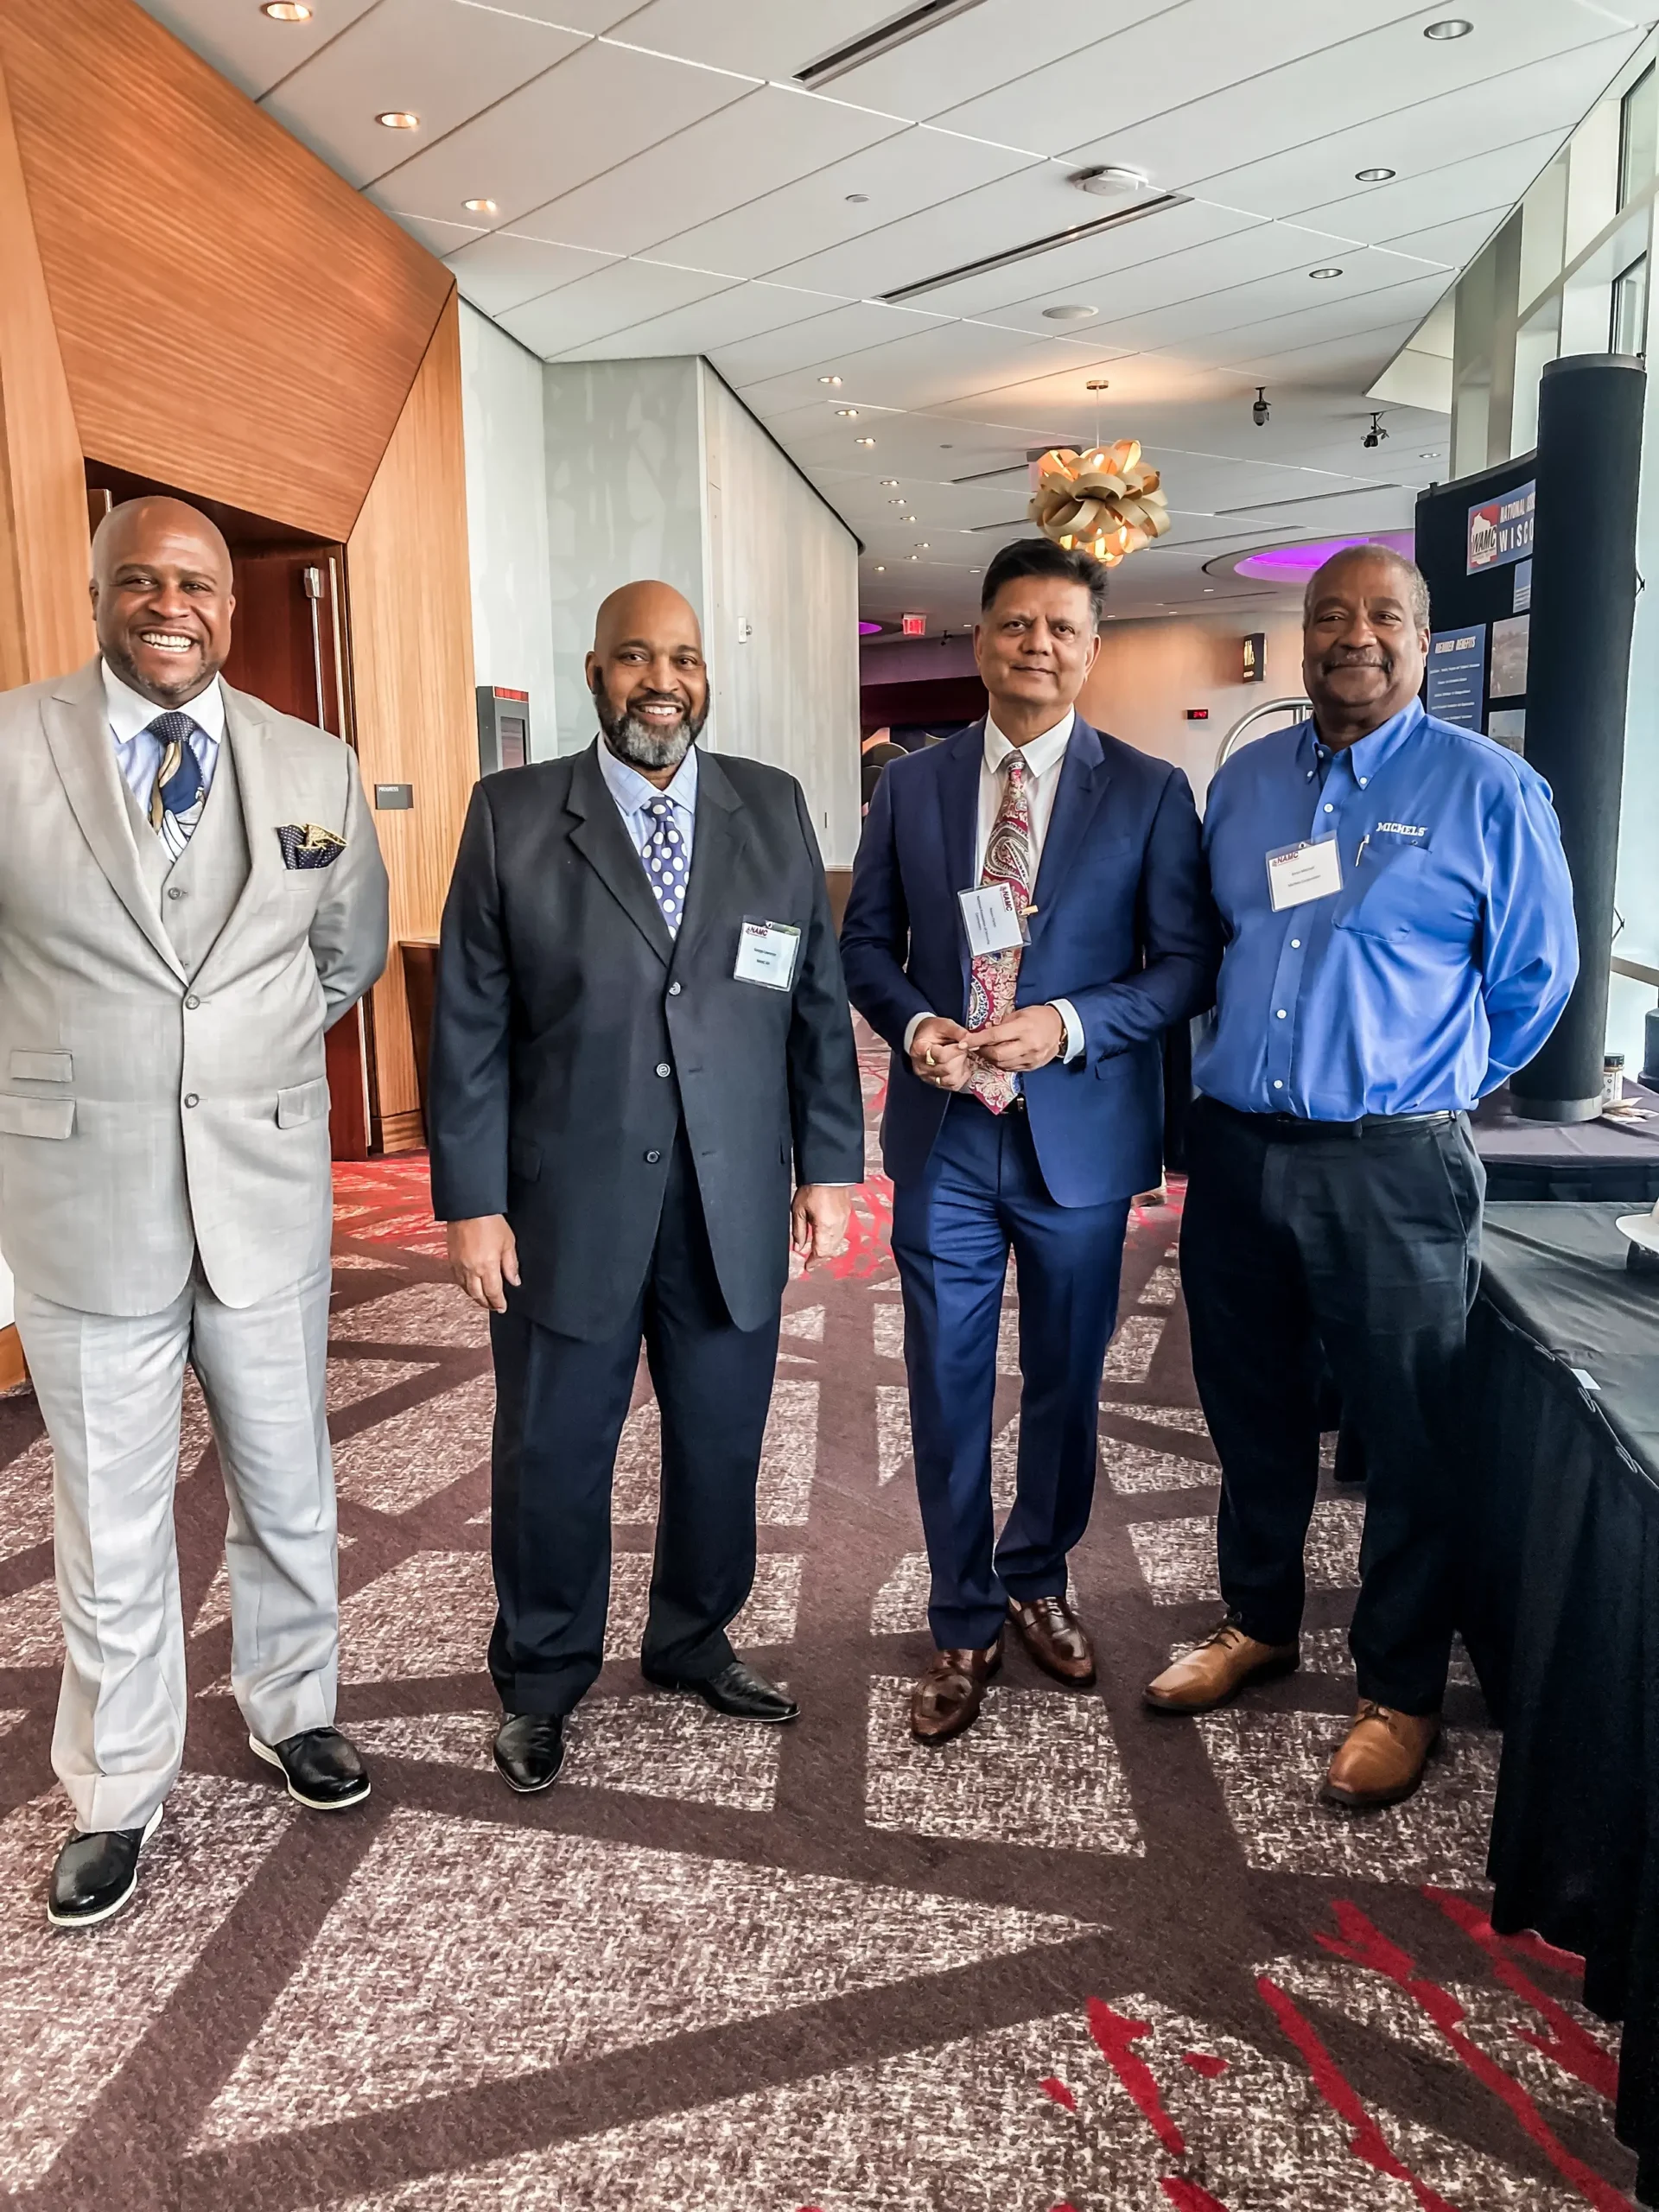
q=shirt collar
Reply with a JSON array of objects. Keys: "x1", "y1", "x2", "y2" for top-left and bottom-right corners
[
  {"x1": 596, "y1": 734, "x2": 699, "y2": 817},
  {"x1": 984, "y1": 706, "x2": 1075, "y2": 779},
  {"x1": 102, "y1": 659, "x2": 226, "y2": 747},
  {"x1": 1309, "y1": 696, "x2": 1424, "y2": 783}
]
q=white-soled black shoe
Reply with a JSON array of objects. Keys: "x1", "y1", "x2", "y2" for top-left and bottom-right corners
[
  {"x1": 249, "y1": 1726, "x2": 371, "y2": 1811},
  {"x1": 47, "y1": 1805, "x2": 163, "y2": 1930}
]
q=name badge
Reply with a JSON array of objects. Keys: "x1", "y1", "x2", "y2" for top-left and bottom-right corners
[
  {"x1": 734, "y1": 917, "x2": 800, "y2": 990},
  {"x1": 1266, "y1": 838, "x2": 1343, "y2": 912},
  {"x1": 958, "y1": 881, "x2": 1028, "y2": 956}
]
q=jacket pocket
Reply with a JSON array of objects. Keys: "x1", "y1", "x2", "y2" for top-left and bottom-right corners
[
  {"x1": 0, "y1": 1095, "x2": 74, "y2": 1138},
  {"x1": 275, "y1": 1077, "x2": 330, "y2": 1128},
  {"x1": 9, "y1": 1050, "x2": 72, "y2": 1084}
]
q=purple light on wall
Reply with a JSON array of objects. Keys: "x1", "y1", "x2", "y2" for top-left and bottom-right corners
[
  {"x1": 858, "y1": 619, "x2": 883, "y2": 635},
  {"x1": 1234, "y1": 530, "x2": 1414, "y2": 583}
]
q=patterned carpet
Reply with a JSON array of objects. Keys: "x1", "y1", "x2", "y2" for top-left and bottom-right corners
[{"x1": 0, "y1": 1042, "x2": 1639, "y2": 2210}]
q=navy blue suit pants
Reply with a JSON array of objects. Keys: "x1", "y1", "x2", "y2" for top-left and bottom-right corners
[{"x1": 891, "y1": 1094, "x2": 1128, "y2": 1649}]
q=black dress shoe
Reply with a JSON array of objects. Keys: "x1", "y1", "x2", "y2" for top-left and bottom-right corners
[
  {"x1": 249, "y1": 1726, "x2": 371, "y2": 1810},
  {"x1": 642, "y1": 1658, "x2": 799, "y2": 1723},
  {"x1": 493, "y1": 1713, "x2": 565, "y2": 1794},
  {"x1": 47, "y1": 1806, "x2": 162, "y2": 1929}
]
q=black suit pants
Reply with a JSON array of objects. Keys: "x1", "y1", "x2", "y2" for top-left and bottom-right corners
[
  {"x1": 486, "y1": 1130, "x2": 780, "y2": 1716},
  {"x1": 1180, "y1": 1096, "x2": 1484, "y2": 1714}
]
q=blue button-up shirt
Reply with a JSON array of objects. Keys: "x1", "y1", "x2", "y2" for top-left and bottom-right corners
[
  {"x1": 1194, "y1": 700, "x2": 1578, "y2": 1119},
  {"x1": 596, "y1": 735, "x2": 697, "y2": 870}
]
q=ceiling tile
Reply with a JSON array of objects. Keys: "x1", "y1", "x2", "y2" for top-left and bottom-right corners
[
  {"x1": 550, "y1": 279, "x2": 850, "y2": 359},
  {"x1": 607, "y1": 0, "x2": 904, "y2": 82},
  {"x1": 652, "y1": 126, "x2": 1039, "y2": 282},
  {"x1": 134, "y1": 0, "x2": 379, "y2": 99},
  {"x1": 1376, "y1": 209, "x2": 1512, "y2": 271},
  {"x1": 499, "y1": 257, "x2": 740, "y2": 355},
  {"x1": 1091, "y1": 252, "x2": 1450, "y2": 358},
  {"x1": 259, "y1": 0, "x2": 586, "y2": 190},
  {"x1": 363, "y1": 36, "x2": 753, "y2": 226},
  {"x1": 710, "y1": 299, "x2": 952, "y2": 389},
  {"x1": 445, "y1": 230, "x2": 620, "y2": 316},
  {"x1": 391, "y1": 210, "x2": 492, "y2": 258},
  {"x1": 817, "y1": 0, "x2": 1173, "y2": 126},
  {"x1": 515, "y1": 82, "x2": 910, "y2": 259},
  {"x1": 472, "y1": 1, "x2": 642, "y2": 25}
]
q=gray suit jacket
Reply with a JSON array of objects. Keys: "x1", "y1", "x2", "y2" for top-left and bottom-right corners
[{"x1": 0, "y1": 658, "x2": 389, "y2": 1316}]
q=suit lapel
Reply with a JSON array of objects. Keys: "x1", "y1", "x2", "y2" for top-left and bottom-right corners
[
  {"x1": 1028, "y1": 717, "x2": 1112, "y2": 943},
  {"x1": 672, "y1": 750, "x2": 752, "y2": 972},
  {"x1": 566, "y1": 741, "x2": 675, "y2": 967},
  {"x1": 41, "y1": 659, "x2": 188, "y2": 981},
  {"x1": 193, "y1": 687, "x2": 277, "y2": 978},
  {"x1": 937, "y1": 722, "x2": 983, "y2": 895}
]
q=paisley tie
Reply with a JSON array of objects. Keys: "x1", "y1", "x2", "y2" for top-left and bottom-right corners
[
  {"x1": 145, "y1": 713, "x2": 206, "y2": 861},
  {"x1": 963, "y1": 755, "x2": 1031, "y2": 1116}
]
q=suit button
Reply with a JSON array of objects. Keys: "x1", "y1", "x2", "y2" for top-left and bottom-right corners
[
  {"x1": 668, "y1": 982, "x2": 682, "y2": 996},
  {"x1": 645, "y1": 1149, "x2": 662, "y2": 1164},
  {"x1": 655, "y1": 1063, "x2": 671, "y2": 1078},
  {"x1": 183, "y1": 1093, "x2": 199, "y2": 1109},
  {"x1": 184, "y1": 995, "x2": 200, "y2": 1010},
  {"x1": 167, "y1": 887, "x2": 183, "y2": 900}
]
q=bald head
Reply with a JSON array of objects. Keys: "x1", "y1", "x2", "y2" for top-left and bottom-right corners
[
  {"x1": 1302, "y1": 543, "x2": 1430, "y2": 747},
  {"x1": 91, "y1": 496, "x2": 235, "y2": 709},
  {"x1": 587, "y1": 578, "x2": 709, "y2": 785}
]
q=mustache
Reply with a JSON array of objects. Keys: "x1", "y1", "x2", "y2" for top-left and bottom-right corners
[{"x1": 1318, "y1": 646, "x2": 1394, "y2": 675}]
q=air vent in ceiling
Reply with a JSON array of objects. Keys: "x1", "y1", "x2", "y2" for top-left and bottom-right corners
[
  {"x1": 798, "y1": 0, "x2": 989, "y2": 89},
  {"x1": 881, "y1": 193, "x2": 1190, "y2": 304}
]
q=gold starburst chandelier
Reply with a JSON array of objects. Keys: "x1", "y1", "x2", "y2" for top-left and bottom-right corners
[{"x1": 1027, "y1": 439, "x2": 1170, "y2": 566}]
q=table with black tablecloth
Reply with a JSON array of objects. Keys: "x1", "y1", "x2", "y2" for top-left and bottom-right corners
[{"x1": 1462, "y1": 1203, "x2": 1659, "y2": 2202}]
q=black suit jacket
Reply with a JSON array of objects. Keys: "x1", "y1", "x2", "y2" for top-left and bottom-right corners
[{"x1": 429, "y1": 741, "x2": 865, "y2": 1341}]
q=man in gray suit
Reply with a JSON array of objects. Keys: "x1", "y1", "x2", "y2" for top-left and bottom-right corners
[{"x1": 0, "y1": 498, "x2": 388, "y2": 1928}]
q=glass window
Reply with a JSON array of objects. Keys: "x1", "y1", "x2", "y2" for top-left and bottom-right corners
[
  {"x1": 1619, "y1": 63, "x2": 1656, "y2": 208},
  {"x1": 1612, "y1": 253, "x2": 1649, "y2": 356}
]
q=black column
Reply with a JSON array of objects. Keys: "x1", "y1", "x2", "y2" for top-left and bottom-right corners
[{"x1": 1510, "y1": 353, "x2": 1646, "y2": 1122}]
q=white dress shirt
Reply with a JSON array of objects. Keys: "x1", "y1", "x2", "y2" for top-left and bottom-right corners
[
  {"x1": 905, "y1": 709, "x2": 1085, "y2": 1065},
  {"x1": 104, "y1": 660, "x2": 224, "y2": 839}
]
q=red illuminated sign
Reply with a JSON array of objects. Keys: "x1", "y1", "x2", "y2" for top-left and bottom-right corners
[{"x1": 900, "y1": 613, "x2": 927, "y2": 637}]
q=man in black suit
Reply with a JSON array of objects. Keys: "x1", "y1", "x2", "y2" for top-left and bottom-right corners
[{"x1": 429, "y1": 581, "x2": 864, "y2": 1794}]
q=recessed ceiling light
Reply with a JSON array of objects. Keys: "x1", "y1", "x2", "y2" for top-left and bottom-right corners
[
  {"x1": 874, "y1": 564, "x2": 886, "y2": 571},
  {"x1": 1071, "y1": 164, "x2": 1149, "y2": 200},
  {"x1": 1309, "y1": 265, "x2": 1344, "y2": 279},
  {"x1": 900, "y1": 512, "x2": 917, "y2": 521},
  {"x1": 880, "y1": 478, "x2": 899, "y2": 486},
  {"x1": 969, "y1": 567, "x2": 982, "y2": 574},
  {"x1": 262, "y1": 2, "x2": 312, "y2": 17},
  {"x1": 1043, "y1": 303, "x2": 1098, "y2": 321},
  {"x1": 376, "y1": 110, "x2": 420, "y2": 130},
  {"x1": 915, "y1": 542, "x2": 930, "y2": 549},
  {"x1": 856, "y1": 436, "x2": 875, "y2": 446},
  {"x1": 908, "y1": 554, "x2": 919, "y2": 561},
  {"x1": 1354, "y1": 167, "x2": 1395, "y2": 183},
  {"x1": 463, "y1": 198, "x2": 498, "y2": 214},
  {"x1": 846, "y1": 193, "x2": 869, "y2": 204},
  {"x1": 836, "y1": 407, "x2": 860, "y2": 417},
  {"x1": 889, "y1": 498, "x2": 905, "y2": 505},
  {"x1": 819, "y1": 374, "x2": 842, "y2": 385},
  {"x1": 1419, "y1": 448, "x2": 1443, "y2": 458},
  {"x1": 1424, "y1": 16, "x2": 1472, "y2": 35}
]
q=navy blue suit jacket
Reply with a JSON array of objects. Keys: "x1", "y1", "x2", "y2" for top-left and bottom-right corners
[{"x1": 840, "y1": 717, "x2": 1218, "y2": 1207}]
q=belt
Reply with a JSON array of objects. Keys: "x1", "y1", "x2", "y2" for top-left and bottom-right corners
[{"x1": 1201, "y1": 1097, "x2": 1457, "y2": 1141}]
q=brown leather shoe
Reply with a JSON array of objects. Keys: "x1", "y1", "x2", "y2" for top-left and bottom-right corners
[
  {"x1": 1320, "y1": 1701, "x2": 1440, "y2": 1809},
  {"x1": 1143, "y1": 1618, "x2": 1300, "y2": 1713},
  {"x1": 911, "y1": 1637, "x2": 1002, "y2": 1744},
  {"x1": 1007, "y1": 1596, "x2": 1096, "y2": 1686}
]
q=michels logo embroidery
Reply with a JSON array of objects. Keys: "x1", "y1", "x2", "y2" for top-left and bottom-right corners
[{"x1": 1374, "y1": 821, "x2": 1427, "y2": 837}]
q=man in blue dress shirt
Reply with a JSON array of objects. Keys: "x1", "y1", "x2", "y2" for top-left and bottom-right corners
[{"x1": 1145, "y1": 543, "x2": 1576, "y2": 1809}]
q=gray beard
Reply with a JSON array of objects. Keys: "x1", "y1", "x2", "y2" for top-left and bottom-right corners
[{"x1": 594, "y1": 687, "x2": 706, "y2": 774}]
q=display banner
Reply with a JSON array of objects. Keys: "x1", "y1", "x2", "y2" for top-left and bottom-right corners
[
  {"x1": 1426, "y1": 623, "x2": 1486, "y2": 728},
  {"x1": 1466, "y1": 480, "x2": 1535, "y2": 573}
]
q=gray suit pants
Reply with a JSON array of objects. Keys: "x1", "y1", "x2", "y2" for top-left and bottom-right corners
[{"x1": 16, "y1": 1257, "x2": 337, "y2": 1832}]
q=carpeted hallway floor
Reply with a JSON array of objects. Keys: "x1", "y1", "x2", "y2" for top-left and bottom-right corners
[{"x1": 0, "y1": 1039, "x2": 1639, "y2": 2209}]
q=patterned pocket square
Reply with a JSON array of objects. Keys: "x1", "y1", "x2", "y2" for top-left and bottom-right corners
[{"x1": 276, "y1": 823, "x2": 347, "y2": 870}]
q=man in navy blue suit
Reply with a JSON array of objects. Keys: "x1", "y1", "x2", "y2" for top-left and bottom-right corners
[{"x1": 842, "y1": 538, "x2": 1217, "y2": 1742}]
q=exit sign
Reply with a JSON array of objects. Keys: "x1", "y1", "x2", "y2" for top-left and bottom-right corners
[{"x1": 900, "y1": 613, "x2": 927, "y2": 637}]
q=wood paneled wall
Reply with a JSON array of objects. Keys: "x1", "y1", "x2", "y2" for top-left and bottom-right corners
[
  {"x1": 0, "y1": 0, "x2": 451, "y2": 543},
  {"x1": 346, "y1": 294, "x2": 478, "y2": 1151},
  {"x1": 0, "y1": 59, "x2": 92, "y2": 688}
]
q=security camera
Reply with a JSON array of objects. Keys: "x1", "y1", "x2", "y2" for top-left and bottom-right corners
[
  {"x1": 1252, "y1": 386, "x2": 1269, "y2": 428},
  {"x1": 1363, "y1": 411, "x2": 1389, "y2": 449}
]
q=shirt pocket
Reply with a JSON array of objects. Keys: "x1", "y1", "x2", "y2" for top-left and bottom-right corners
[{"x1": 1332, "y1": 842, "x2": 1432, "y2": 941}]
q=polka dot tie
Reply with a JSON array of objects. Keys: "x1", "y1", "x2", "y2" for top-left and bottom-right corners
[{"x1": 641, "y1": 796, "x2": 688, "y2": 936}]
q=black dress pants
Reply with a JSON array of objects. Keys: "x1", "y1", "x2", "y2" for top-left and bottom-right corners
[
  {"x1": 1180, "y1": 1096, "x2": 1484, "y2": 1714},
  {"x1": 486, "y1": 1130, "x2": 781, "y2": 1717}
]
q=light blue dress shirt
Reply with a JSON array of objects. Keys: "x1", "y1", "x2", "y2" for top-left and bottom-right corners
[
  {"x1": 597, "y1": 736, "x2": 697, "y2": 869},
  {"x1": 1193, "y1": 699, "x2": 1578, "y2": 1120}
]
